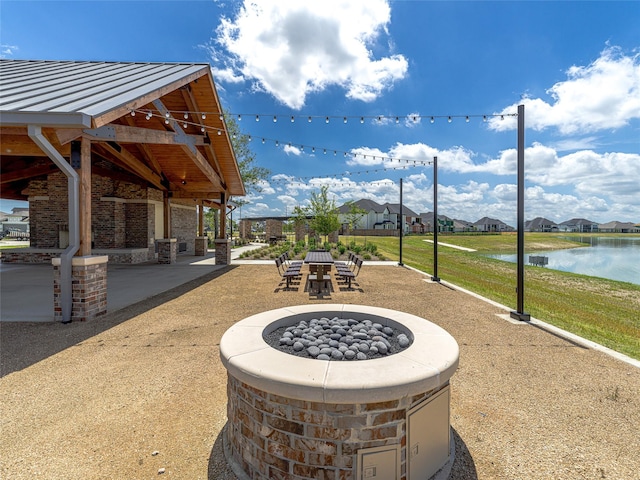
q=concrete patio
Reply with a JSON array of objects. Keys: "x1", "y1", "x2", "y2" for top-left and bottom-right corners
[{"x1": 1, "y1": 255, "x2": 638, "y2": 479}]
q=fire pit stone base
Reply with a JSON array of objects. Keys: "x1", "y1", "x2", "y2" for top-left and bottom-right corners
[{"x1": 221, "y1": 304, "x2": 459, "y2": 480}]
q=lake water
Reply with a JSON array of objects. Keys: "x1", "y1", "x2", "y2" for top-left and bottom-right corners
[{"x1": 487, "y1": 236, "x2": 640, "y2": 285}]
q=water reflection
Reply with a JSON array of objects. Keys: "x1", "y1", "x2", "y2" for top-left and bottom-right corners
[{"x1": 488, "y1": 237, "x2": 640, "y2": 285}]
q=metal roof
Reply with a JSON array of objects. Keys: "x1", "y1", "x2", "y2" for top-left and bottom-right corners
[
  {"x1": 0, "y1": 60, "x2": 209, "y2": 127},
  {"x1": 0, "y1": 59, "x2": 245, "y2": 198}
]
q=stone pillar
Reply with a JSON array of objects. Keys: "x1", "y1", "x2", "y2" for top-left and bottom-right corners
[
  {"x1": 239, "y1": 219, "x2": 252, "y2": 239},
  {"x1": 295, "y1": 223, "x2": 307, "y2": 243},
  {"x1": 215, "y1": 238, "x2": 231, "y2": 265},
  {"x1": 265, "y1": 219, "x2": 283, "y2": 241},
  {"x1": 157, "y1": 238, "x2": 177, "y2": 264},
  {"x1": 328, "y1": 230, "x2": 338, "y2": 243},
  {"x1": 195, "y1": 236, "x2": 208, "y2": 256},
  {"x1": 52, "y1": 255, "x2": 108, "y2": 322}
]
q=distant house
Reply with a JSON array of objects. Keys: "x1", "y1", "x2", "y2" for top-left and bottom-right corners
[
  {"x1": 473, "y1": 217, "x2": 512, "y2": 232},
  {"x1": 526, "y1": 217, "x2": 558, "y2": 232},
  {"x1": 558, "y1": 218, "x2": 598, "y2": 233},
  {"x1": 418, "y1": 212, "x2": 455, "y2": 233},
  {"x1": 598, "y1": 221, "x2": 637, "y2": 233},
  {"x1": 1, "y1": 207, "x2": 30, "y2": 235},
  {"x1": 337, "y1": 199, "x2": 418, "y2": 233}
]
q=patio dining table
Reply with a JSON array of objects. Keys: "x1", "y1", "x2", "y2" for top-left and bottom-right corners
[{"x1": 303, "y1": 250, "x2": 334, "y2": 266}]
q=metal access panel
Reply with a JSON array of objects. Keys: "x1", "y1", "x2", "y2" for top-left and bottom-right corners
[
  {"x1": 407, "y1": 385, "x2": 450, "y2": 480},
  {"x1": 357, "y1": 444, "x2": 400, "y2": 480}
]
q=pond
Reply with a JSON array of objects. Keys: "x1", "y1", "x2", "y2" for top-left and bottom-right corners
[{"x1": 487, "y1": 236, "x2": 640, "y2": 285}]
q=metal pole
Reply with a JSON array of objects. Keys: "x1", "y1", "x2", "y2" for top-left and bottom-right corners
[
  {"x1": 432, "y1": 156, "x2": 440, "y2": 282},
  {"x1": 510, "y1": 105, "x2": 530, "y2": 321},
  {"x1": 398, "y1": 178, "x2": 403, "y2": 266}
]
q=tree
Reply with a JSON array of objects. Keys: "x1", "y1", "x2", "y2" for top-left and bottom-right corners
[
  {"x1": 206, "y1": 112, "x2": 270, "y2": 236},
  {"x1": 343, "y1": 200, "x2": 367, "y2": 242},
  {"x1": 307, "y1": 185, "x2": 340, "y2": 244}
]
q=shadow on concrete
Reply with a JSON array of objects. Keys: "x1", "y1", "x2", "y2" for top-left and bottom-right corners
[
  {"x1": 0, "y1": 265, "x2": 237, "y2": 378},
  {"x1": 449, "y1": 427, "x2": 479, "y2": 479}
]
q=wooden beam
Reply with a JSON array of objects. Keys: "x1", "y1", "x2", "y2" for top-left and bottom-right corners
[
  {"x1": 0, "y1": 164, "x2": 59, "y2": 183},
  {"x1": 94, "y1": 143, "x2": 165, "y2": 190},
  {"x1": 0, "y1": 136, "x2": 71, "y2": 156},
  {"x1": 82, "y1": 124, "x2": 207, "y2": 146},
  {"x1": 151, "y1": 99, "x2": 223, "y2": 190},
  {"x1": 78, "y1": 137, "x2": 92, "y2": 256}
]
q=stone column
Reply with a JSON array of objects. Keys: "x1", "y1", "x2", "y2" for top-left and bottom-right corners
[
  {"x1": 52, "y1": 255, "x2": 108, "y2": 322},
  {"x1": 215, "y1": 238, "x2": 231, "y2": 265},
  {"x1": 157, "y1": 238, "x2": 177, "y2": 264},
  {"x1": 295, "y1": 223, "x2": 307, "y2": 243},
  {"x1": 239, "y1": 219, "x2": 252, "y2": 239},
  {"x1": 195, "y1": 236, "x2": 208, "y2": 256}
]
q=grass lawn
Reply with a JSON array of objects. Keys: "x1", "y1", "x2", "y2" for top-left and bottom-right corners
[{"x1": 347, "y1": 233, "x2": 640, "y2": 360}]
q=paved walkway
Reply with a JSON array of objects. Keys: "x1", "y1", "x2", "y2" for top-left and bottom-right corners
[{"x1": 1, "y1": 252, "x2": 638, "y2": 479}]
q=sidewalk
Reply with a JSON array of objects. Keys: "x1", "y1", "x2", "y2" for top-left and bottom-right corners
[{"x1": 1, "y1": 262, "x2": 639, "y2": 479}]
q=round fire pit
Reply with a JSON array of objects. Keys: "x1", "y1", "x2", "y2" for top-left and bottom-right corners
[{"x1": 220, "y1": 304, "x2": 459, "y2": 480}]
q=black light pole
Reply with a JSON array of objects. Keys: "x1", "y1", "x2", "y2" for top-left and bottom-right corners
[
  {"x1": 510, "y1": 105, "x2": 530, "y2": 321},
  {"x1": 398, "y1": 177, "x2": 404, "y2": 266},
  {"x1": 432, "y1": 156, "x2": 440, "y2": 282}
]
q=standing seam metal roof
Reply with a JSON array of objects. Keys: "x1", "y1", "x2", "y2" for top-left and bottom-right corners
[{"x1": 0, "y1": 59, "x2": 209, "y2": 117}]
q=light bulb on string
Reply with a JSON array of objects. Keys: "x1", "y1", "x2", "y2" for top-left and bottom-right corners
[
  {"x1": 291, "y1": 116, "x2": 295, "y2": 123},
  {"x1": 343, "y1": 117, "x2": 347, "y2": 124},
  {"x1": 219, "y1": 114, "x2": 223, "y2": 121},
  {"x1": 255, "y1": 115, "x2": 260, "y2": 122},
  {"x1": 483, "y1": 115, "x2": 487, "y2": 122},
  {"x1": 308, "y1": 116, "x2": 312, "y2": 123},
  {"x1": 184, "y1": 113, "x2": 188, "y2": 120},
  {"x1": 273, "y1": 116, "x2": 277, "y2": 122},
  {"x1": 430, "y1": 117, "x2": 435, "y2": 123},
  {"x1": 448, "y1": 116, "x2": 452, "y2": 123},
  {"x1": 217, "y1": 130, "x2": 221, "y2": 135},
  {"x1": 465, "y1": 116, "x2": 470, "y2": 122},
  {"x1": 201, "y1": 113, "x2": 206, "y2": 120},
  {"x1": 325, "y1": 116, "x2": 329, "y2": 124},
  {"x1": 360, "y1": 117, "x2": 364, "y2": 124},
  {"x1": 130, "y1": 110, "x2": 135, "y2": 117}
]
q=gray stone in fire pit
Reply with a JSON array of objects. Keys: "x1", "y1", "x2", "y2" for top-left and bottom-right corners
[{"x1": 265, "y1": 316, "x2": 412, "y2": 360}]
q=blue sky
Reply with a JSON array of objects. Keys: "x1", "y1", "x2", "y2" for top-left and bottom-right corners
[{"x1": 1, "y1": 0, "x2": 639, "y2": 226}]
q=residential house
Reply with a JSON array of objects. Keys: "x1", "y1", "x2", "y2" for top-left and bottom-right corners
[
  {"x1": 337, "y1": 199, "x2": 418, "y2": 233},
  {"x1": 558, "y1": 218, "x2": 598, "y2": 233},
  {"x1": 418, "y1": 212, "x2": 455, "y2": 233},
  {"x1": 1, "y1": 207, "x2": 30, "y2": 235},
  {"x1": 473, "y1": 217, "x2": 512, "y2": 232},
  {"x1": 598, "y1": 221, "x2": 637, "y2": 233},
  {"x1": 526, "y1": 217, "x2": 558, "y2": 232}
]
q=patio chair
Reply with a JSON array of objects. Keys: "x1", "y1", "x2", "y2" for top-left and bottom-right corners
[
  {"x1": 337, "y1": 257, "x2": 363, "y2": 289},
  {"x1": 276, "y1": 257, "x2": 300, "y2": 289}
]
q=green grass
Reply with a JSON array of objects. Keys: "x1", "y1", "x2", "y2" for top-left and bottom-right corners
[{"x1": 348, "y1": 233, "x2": 640, "y2": 360}]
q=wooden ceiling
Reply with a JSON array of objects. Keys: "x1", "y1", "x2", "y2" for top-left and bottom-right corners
[{"x1": 0, "y1": 61, "x2": 245, "y2": 203}]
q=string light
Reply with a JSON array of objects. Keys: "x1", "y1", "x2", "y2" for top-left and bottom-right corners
[{"x1": 133, "y1": 109, "x2": 516, "y2": 126}]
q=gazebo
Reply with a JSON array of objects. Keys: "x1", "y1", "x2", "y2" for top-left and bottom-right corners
[{"x1": 0, "y1": 59, "x2": 245, "y2": 322}]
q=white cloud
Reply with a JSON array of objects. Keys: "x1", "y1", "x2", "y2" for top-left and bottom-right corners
[
  {"x1": 283, "y1": 144, "x2": 302, "y2": 156},
  {"x1": 0, "y1": 44, "x2": 18, "y2": 58},
  {"x1": 211, "y1": 0, "x2": 408, "y2": 108},
  {"x1": 489, "y1": 46, "x2": 640, "y2": 134}
]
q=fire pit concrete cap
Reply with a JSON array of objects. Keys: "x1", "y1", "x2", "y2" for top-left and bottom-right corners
[{"x1": 220, "y1": 304, "x2": 459, "y2": 403}]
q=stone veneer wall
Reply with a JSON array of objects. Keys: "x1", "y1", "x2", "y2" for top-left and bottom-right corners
[
  {"x1": 225, "y1": 374, "x2": 443, "y2": 480},
  {"x1": 215, "y1": 239, "x2": 231, "y2": 265},
  {"x1": 294, "y1": 223, "x2": 307, "y2": 243},
  {"x1": 239, "y1": 219, "x2": 252, "y2": 239},
  {"x1": 265, "y1": 219, "x2": 283, "y2": 239},
  {"x1": 170, "y1": 202, "x2": 197, "y2": 255},
  {"x1": 53, "y1": 256, "x2": 108, "y2": 321},
  {"x1": 157, "y1": 239, "x2": 177, "y2": 264}
]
